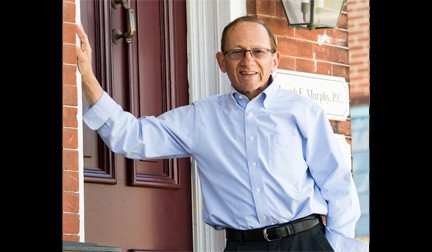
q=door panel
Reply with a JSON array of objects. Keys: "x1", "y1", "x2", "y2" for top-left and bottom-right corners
[
  {"x1": 81, "y1": 1, "x2": 192, "y2": 251},
  {"x1": 81, "y1": 0, "x2": 118, "y2": 184}
]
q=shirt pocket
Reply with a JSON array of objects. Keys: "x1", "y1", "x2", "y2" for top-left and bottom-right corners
[{"x1": 267, "y1": 134, "x2": 306, "y2": 180}]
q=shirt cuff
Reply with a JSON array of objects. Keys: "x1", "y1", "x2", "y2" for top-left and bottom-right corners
[
  {"x1": 83, "y1": 91, "x2": 119, "y2": 130},
  {"x1": 325, "y1": 228, "x2": 369, "y2": 252}
]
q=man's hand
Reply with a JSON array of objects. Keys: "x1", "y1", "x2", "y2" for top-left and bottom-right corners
[{"x1": 75, "y1": 24, "x2": 104, "y2": 106}]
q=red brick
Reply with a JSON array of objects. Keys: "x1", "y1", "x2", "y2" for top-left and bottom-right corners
[
  {"x1": 276, "y1": 0, "x2": 288, "y2": 19},
  {"x1": 63, "y1": 170, "x2": 79, "y2": 192},
  {"x1": 63, "y1": 22, "x2": 76, "y2": 44},
  {"x1": 63, "y1": 191, "x2": 80, "y2": 213},
  {"x1": 63, "y1": 128, "x2": 78, "y2": 149},
  {"x1": 63, "y1": 149, "x2": 79, "y2": 171},
  {"x1": 278, "y1": 56, "x2": 295, "y2": 71},
  {"x1": 295, "y1": 59, "x2": 315, "y2": 74},
  {"x1": 332, "y1": 65, "x2": 349, "y2": 81},
  {"x1": 256, "y1": 0, "x2": 276, "y2": 16},
  {"x1": 295, "y1": 28, "x2": 321, "y2": 42},
  {"x1": 63, "y1": 107, "x2": 78, "y2": 128},
  {"x1": 247, "y1": 0, "x2": 257, "y2": 14},
  {"x1": 330, "y1": 120, "x2": 351, "y2": 135},
  {"x1": 63, "y1": 1, "x2": 76, "y2": 23},
  {"x1": 63, "y1": 212, "x2": 80, "y2": 233},
  {"x1": 63, "y1": 234, "x2": 80, "y2": 242},
  {"x1": 63, "y1": 84, "x2": 78, "y2": 106},
  {"x1": 63, "y1": 63, "x2": 77, "y2": 86},
  {"x1": 63, "y1": 44, "x2": 77, "y2": 65}
]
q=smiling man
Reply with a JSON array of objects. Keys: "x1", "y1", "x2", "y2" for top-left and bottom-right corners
[{"x1": 76, "y1": 15, "x2": 367, "y2": 252}]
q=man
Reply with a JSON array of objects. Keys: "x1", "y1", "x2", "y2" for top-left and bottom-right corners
[{"x1": 76, "y1": 15, "x2": 367, "y2": 252}]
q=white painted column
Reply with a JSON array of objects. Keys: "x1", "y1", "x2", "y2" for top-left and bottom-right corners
[{"x1": 186, "y1": 0, "x2": 246, "y2": 251}]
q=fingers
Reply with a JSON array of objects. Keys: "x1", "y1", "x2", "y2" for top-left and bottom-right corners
[
  {"x1": 75, "y1": 24, "x2": 91, "y2": 55},
  {"x1": 75, "y1": 45, "x2": 84, "y2": 58},
  {"x1": 75, "y1": 24, "x2": 87, "y2": 42},
  {"x1": 75, "y1": 24, "x2": 93, "y2": 75}
]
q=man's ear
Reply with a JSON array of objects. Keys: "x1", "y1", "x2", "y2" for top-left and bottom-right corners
[
  {"x1": 216, "y1": 52, "x2": 227, "y2": 73},
  {"x1": 272, "y1": 51, "x2": 281, "y2": 72}
]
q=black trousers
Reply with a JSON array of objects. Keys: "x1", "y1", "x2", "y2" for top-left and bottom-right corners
[{"x1": 223, "y1": 222, "x2": 334, "y2": 252}]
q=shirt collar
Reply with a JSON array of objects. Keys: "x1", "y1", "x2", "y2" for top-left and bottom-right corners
[
  {"x1": 262, "y1": 75, "x2": 280, "y2": 109},
  {"x1": 229, "y1": 75, "x2": 279, "y2": 110}
]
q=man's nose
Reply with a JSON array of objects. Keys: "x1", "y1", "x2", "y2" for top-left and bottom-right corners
[
  {"x1": 242, "y1": 50, "x2": 255, "y2": 59},
  {"x1": 241, "y1": 50, "x2": 255, "y2": 64}
]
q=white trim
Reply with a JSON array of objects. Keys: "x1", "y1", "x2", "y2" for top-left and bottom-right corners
[
  {"x1": 75, "y1": 1, "x2": 85, "y2": 242},
  {"x1": 186, "y1": 0, "x2": 246, "y2": 251}
]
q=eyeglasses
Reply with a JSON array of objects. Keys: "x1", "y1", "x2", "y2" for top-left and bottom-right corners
[{"x1": 223, "y1": 48, "x2": 275, "y2": 60}]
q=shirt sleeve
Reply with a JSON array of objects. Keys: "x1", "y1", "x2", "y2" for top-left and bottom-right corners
[
  {"x1": 303, "y1": 106, "x2": 367, "y2": 251},
  {"x1": 326, "y1": 229, "x2": 369, "y2": 252},
  {"x1": 83, "y1": 92, "x2": 121, "y2": 130},
  {"x1": 83, "y1": 91, "x2": 194, "y2": 160}
]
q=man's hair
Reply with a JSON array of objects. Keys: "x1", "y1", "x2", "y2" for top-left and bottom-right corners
[{"x1": 220, "y1": 15, "x2": 278, "y2": 52}]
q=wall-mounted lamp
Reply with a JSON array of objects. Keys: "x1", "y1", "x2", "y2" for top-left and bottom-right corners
[{"x1": 281, "y1": 0, "x2": 344, "y2": 30}]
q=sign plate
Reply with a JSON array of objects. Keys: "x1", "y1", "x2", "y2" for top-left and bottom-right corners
[{"x1": 274, "y1": 69, "x2": 349, "y2": 121}]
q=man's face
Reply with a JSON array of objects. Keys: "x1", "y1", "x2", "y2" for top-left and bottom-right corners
[{"x1": 216, "y1": 21, "x2": 280, "y2": 100}]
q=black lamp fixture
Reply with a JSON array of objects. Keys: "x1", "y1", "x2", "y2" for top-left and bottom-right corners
[{"x1": 281, "y1": 0, "x2": 345, "y2": 30}]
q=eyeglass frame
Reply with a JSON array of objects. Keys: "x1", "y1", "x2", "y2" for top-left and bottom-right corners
[{"x1": 222, "y1": 48, "x2": 276, "y2": 60}]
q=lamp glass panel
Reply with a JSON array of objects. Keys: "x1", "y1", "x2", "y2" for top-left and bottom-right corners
[
  {"x1": 282, "y1": 0, "x2": 344, "y2": 28},
  {"x1": 282, "y1": 0, "x2": 309, "y2": 25},
  {"x1": 314, "y1": 0, "x2": 344, "y2": 27}
]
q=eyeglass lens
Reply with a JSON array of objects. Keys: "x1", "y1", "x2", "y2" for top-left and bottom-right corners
[{"x1": 226, "y1": 48, "x2": 271, "y2": 60}]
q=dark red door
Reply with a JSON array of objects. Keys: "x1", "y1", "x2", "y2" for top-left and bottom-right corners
[{"x1": 80, "y1": 1, "x2": 191, "y2": 251}]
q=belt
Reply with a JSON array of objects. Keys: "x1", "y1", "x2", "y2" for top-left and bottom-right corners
[{"x1": 225, "y1": 214, "x2": 321, "y2": 242}]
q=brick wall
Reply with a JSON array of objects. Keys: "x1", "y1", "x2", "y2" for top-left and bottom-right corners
[
  {"x1": 347, "y1": 0, "x2": 370, "y2": 106},
  {"x1": 62, "y1": 0, "x2": 80, "y2": 242}
]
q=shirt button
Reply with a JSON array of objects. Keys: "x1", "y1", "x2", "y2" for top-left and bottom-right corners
[
  {"x1": 251, "y1": 161, "x2": 256, "y2": 167},
  {"x1": 248, "y1": 112, "x2": 253, "y2": 118},
  {"x1": 256, "y1": 188, "x2": 261, "y2": 193},
  {"x1": 261, "y1": 215, "x2": 267, "y2": 221},
  {"x1": 249, "y1": 136, "x2": 255, "y2": 142}
]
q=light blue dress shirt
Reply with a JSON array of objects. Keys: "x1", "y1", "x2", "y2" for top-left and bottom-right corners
[{"x1": 83, "y1": 78, "x2": 367, "y2": 251}]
